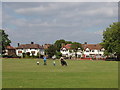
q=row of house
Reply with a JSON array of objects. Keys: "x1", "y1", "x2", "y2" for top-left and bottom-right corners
[
  {"x1": 60, "y1": 44, "x2": 105, "y2": 59},
  {"x1": 5, "y1": 42, "x2": 105, "y2": 59},
  {"x1": 5, "y1": 42, "x2": 51, "y2": 57}
]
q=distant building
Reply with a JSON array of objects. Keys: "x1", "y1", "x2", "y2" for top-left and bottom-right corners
[
  {"x1": 82, "y1": 44, "x2": 105, "y2": 58},
  {"x1": 16, "y1": 42, "x2": 44, "y2": 57},
  {"x1": 60, "y1": 44, "x2": 105, "y2": 59},
  {"x1": 5, "y1": 46, "x2": 16, "y2": 56},
  {"x1": 60, "y1": 44, "x2": 75, "y2": 57}
]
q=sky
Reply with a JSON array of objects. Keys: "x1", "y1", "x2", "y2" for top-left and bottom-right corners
[{"x1": 2, "y1": 2, "x2": 118, "y2": 47}]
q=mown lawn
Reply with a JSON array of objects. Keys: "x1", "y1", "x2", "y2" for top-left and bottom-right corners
[{"x1": 2, "y1": 58, "x2": 118, "y2": 88}]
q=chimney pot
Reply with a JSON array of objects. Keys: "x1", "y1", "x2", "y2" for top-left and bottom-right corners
[
  {"x1": 31, "y1": 42, "x2": 34, "y2": 44},
  {"x1": 18, "y1": 43, "x2": 20, "y2": 47}
]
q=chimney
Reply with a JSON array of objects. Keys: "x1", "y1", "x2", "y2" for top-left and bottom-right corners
[
  {"x1": 31, "y1": 42, "x2": 34, "y2": 44},
  {"x1": 84, "y1": 42, "x2": 87, "y2": 44},
  {"x1": 18, "y1": 43, "x2": 20, "y2": 47}
]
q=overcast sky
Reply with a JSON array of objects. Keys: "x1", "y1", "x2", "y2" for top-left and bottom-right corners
[{"x1": 2, "y1": 2, "x2": 118, "y2": 47}]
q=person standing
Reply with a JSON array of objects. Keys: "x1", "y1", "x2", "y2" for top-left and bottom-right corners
[
  {"x1": 53, "y1": 59, "x2": 56, "y2": 66},
  {"x1": 43, "y1": 55, "x2": 47, "y2": 65}
]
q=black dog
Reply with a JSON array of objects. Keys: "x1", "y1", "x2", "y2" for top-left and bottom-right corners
[{"x1": 61, "y1": 60, "x2": 67, "y2": 66}]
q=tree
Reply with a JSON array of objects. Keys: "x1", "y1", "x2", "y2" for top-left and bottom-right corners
[
  {"x1": 54, "y1": 39, "x2": 66, "y2": 52},
  {"x1": 70, "y1": 42, "x2": 83, "y2": 58},
  {"x1": 45, "y1": 45, "x2": 57, "y2": 58},
  {"x1": 55, "y1": 51, "x2": 62, "y2": 59},
  {"x1": 0, "y1": 29, "x2": 11, "y2": 54},
  {"x1": 65, "y1": 41, "x2": 73, "y2": 44},
  {"x1": 102, "y1": 22, "x2": 120, "y2": 60}
]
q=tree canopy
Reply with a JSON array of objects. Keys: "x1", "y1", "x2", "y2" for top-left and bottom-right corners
[
  {"x1": 102, "y1": 22, "x2": 120, "y2": 60},
  {"x1": 45, "y1": 45, "x2": 57, "y2": 58},
  {"x1": 54, "y1": 39, "x2": 66, "y2": 52},
  {"x1": 0, "y1": 29, "x2": 11, "y2": 54},
  {"x1": 71, "y1": 42, "x2": 82, "y2": 52}
]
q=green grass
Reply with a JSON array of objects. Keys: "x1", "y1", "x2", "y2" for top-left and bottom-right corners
[{"x1": 2, "y1": 58, "x2": 118, "y2": 88}]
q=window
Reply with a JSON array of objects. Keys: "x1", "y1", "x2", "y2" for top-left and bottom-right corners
[
  {"x1": 92, "y1": 50, "x2": 94, "y2": 52},
  {"x1": 18, "y1": 51, "x2": 22, "y2": 53},
  {"x1": 86, "y1": 55, "x2": 90, "y2": 57},
  {"x1": 31, "y1": 51, "x2": 35, "y2": 54},
  {"x1": 86, "y1": 50, "x2": 89, "y2": 52}
]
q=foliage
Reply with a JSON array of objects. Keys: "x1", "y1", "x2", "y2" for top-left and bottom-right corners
[
  {"x1": 102, "y1": 22, "x2": 120, "y2": 60},
  {"x1": 45, "y1": 45, "x2": 57, "y2": 58},
  {"x1": 65, "y1": 41, "x2": 73, "y2": 44},
  {"x1": 54, "y1": 39, "x2": 66, "y2": 52},
  {"x1": 0, "y1": 29, "x2": 11, "y2": 54},
  {"x1": 70, "y1": 42, "x2": 83, "y2": 52},
  {"x1": 55, "y1": 51, "x2": 62, "y2": 59},
  {"x1": 2, "y1": 54, "x2": 20, "y2": 58}
]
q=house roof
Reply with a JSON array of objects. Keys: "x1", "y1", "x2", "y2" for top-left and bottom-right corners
[
  {"x1": 62, "y1": 44, "x2": 103, "y2": 50},
  {"x1": 16, "y1": 44, "x2": 43, "y2": 49},
  {"x1": 82, "y1": 44, "x2": 103, "y2": 50},
  {"x1": 62, "y1": 44, "x2": 71, "y2": 49},
  {"x1": 6, "y1": 46, "x2": 15, "y2": 49}
]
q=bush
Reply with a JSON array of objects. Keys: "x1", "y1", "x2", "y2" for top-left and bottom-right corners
[
  {"x1": 2, "y1": 55, "x2": 21, "y2": 58},
  {"x1": 55, "y1": 52, "x2": 62, "y2": 59},
  {"x1": 105, "y1": 57, "x2": 117, "y2": 61}
]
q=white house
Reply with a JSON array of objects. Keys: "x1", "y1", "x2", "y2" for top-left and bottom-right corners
[
  {"x1": 82, "y1": 44, "x2": 105, "y2": 58},
  {"x1": 60, "y1": 44, "x2": 82, "y2": 58},
  {"x1": 60, "y1": 44, "x2": 105, "y2": 59},
  {"x1": 16, "y1": 42, "x2": 44, "y2": 57}
]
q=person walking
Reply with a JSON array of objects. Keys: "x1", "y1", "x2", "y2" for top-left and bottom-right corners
[{"x1": 43, "y1": 55, "x2": 47, "y2": 65}]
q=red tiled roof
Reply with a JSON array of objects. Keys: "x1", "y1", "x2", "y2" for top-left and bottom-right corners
[
  {"x1": 16, "y1": 44, "x2": 43, "y2": 49},
  {"x1": 6, "y1": 46, "x2": 15, "y2": 49},
  {"x1": 82, "y1": 44, "x2": 103, "y2": 50},
  {"x1": 62, "y1": 44, "x2": 71, "y2": 49},
  {"x1": 62, "y1": 44, "x2": 103, "y2": 50}
]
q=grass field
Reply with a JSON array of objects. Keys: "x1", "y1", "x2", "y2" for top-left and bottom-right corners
[{"x1": 2, "y1": 58, "x2": 118, "y2": 88}]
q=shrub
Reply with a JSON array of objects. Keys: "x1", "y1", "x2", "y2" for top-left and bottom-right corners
[
  {"x1": 55, "y1": 52, "x2": 62, "y2": 59},
  {"x1": 105, "y1": 57, "x2": 117, "y2": 61}
]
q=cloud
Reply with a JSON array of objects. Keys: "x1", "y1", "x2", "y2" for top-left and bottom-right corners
[
  {"x1": 2, "y1": 2, "x2": 118, "y2": 46},
  {"x1": 0, "y1": 2, "x2": 2, "y2": 29}
]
